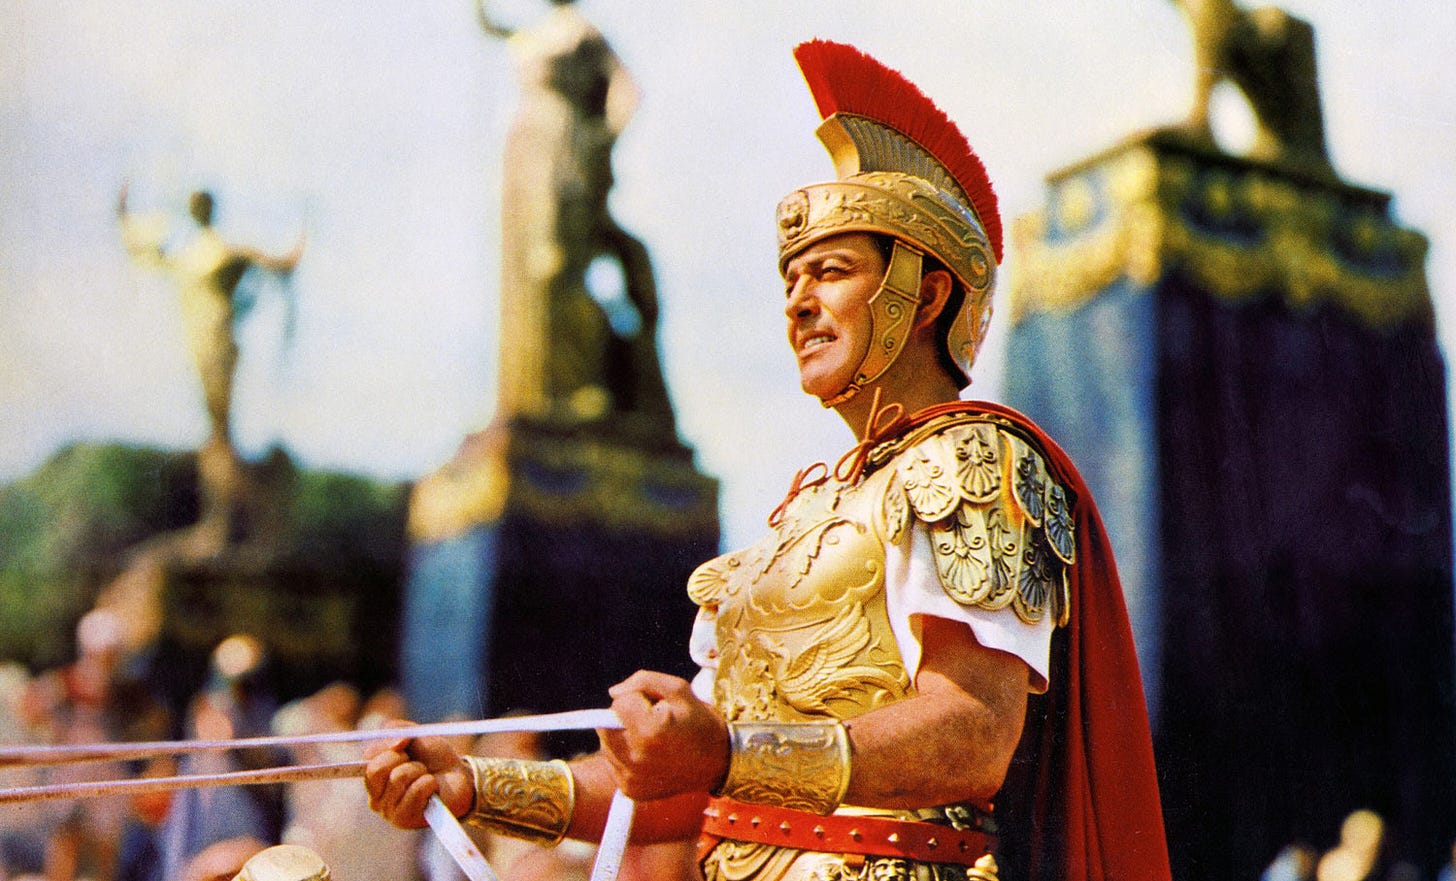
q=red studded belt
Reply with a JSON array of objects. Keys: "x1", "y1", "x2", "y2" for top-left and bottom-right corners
[{"x1": 697, "y1": 797, "x2": 996, "y2": 866}]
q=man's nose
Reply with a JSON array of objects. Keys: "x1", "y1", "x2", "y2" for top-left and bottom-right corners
[{"x1": 784, "y1": 277, "x2": 816, "y2": 319}]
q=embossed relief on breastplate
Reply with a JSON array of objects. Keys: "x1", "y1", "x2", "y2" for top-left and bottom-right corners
[
  {"x1": 880, "y1": 417, "x2": 1075, "y2": 626},
  {"x1": 688, "y1": 474, "x2": 912, "y2": 724}
]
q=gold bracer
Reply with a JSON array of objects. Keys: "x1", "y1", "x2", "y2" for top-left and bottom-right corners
[
  {"x1": 461, "y1": 755, "x2": 575, "y2": 846},
  {"x1": 717, "y1": 720, "x2": 851, "y2": 816}
]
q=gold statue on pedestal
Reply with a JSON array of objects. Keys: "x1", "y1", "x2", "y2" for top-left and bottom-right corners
[
  {"x1": 118, "y1": 186, "x2": 304, "y2": 555},
  {"x1": 1167, "y1": 0, "x2": 1332, "y2": 175},
  {"x1": 479, "y1": 0, "x2": 675, "y2": 442}
]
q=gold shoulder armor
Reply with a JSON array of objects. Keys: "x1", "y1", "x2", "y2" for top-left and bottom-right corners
[
  {"x1": 881, "y1": 417, "x2": 1073, "y2": 626},
  {"x1": 687, "y1": 554, "x2": 736, "y2": 606}
]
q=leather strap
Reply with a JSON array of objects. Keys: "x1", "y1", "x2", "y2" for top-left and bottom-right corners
[{"x1": 698, "y1": 797, "x2": 996, "y2": 867}]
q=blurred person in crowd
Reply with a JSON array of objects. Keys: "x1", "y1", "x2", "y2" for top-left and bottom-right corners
[
  {"x1": 1264, "y1": 843, "x2": 1318, "y2": 881},
  {"x1": 160, "y1": 636, "x2": 282, "y2": 881},
  {"x1": 114, "y1": 759, "x2": 178, "y2": 881},
  {"x1": 177, "y1": 837, "x2": 268, "y2": 881},
  {"x1": 44, "y1": 610, "x2": 137, "y2": 881},
  {"x1": 273, "y1": 683, "x2": 423, "y2": 881},
  {"x1": 1318, "y1": 810, "x2": 1388, "y2": 881},
  {"x1": 0, "y1": 664, "x2": 65, "y2": 881},
  {"x1": 1437, "y1": 839, "x2": 1456, "y2": 881},
  {"x1": 272, "y1": 681, "x2": 362, "y2": 844}
]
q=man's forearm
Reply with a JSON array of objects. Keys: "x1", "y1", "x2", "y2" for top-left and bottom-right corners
[{"x1": 564, "y1": 753, "x2": 710, "y2": 844}]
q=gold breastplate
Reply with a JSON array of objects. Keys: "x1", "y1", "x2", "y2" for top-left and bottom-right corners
[
  {"x1": 688, "y1": 412, "x2": 1075, "y2": 727},
  {"x1": 688, "y1": 463, "x2": 912, "y2": 725}
]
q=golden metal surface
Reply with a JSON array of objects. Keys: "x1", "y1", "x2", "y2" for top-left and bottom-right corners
[
  {"x1": 967, "y1": 854, "x2": 1001, "y2": 881},
  {"x1": 693, "y1": 413, "x2": 1074, "y2": 734},
  {"x1": 1010, "y1": 138, "x2": 1431, "y2": 330},
  {"x1": 692, "y1": 464, "x2": 912, "y2": 726},
  {"x1": 718, "y1": 720, "x2": 851, "y2": 815},
  {"x1": 847, "y1": 242, "x2": 924, "y2": 395},
  {"x1": 692, "y1": 416, "x2": 1062, "y2": 878},
  {"x1": 233, "y1": 845, "x2": 331, "y2": 881},
  {"x1": 894, "y1": 416, "x2": 1073, "y2": 626},
  {"x1": 462, "y1": 755, "x2": 575, "y2": 847}
]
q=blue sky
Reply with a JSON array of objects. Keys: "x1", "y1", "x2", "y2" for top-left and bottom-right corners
[{"x1": 1, "y1": 1, "x2": 1452, "y2": 551}]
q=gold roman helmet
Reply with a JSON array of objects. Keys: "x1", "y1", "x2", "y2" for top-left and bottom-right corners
[{"x1": 778, "y1": 41, "x2": 1003, "y2": 406}]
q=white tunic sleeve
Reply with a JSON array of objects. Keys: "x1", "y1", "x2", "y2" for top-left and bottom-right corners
[
  {"x1": 884, "y1": 519, "x2": 1053, "y2": 694},
  {"x1": 688, "y1": 604, "x2": 719, "y2": 705}
]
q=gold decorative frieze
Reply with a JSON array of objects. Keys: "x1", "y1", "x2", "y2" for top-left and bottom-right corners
[
  {"x1": 408, "y1": 421, "x2": 719, "y2": 543},
  {"x1": 1009, "y1": 134, "x2": 1431, "y2": 330}
]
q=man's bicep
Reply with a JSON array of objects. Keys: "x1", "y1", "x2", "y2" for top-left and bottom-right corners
[{"x1": 914, "y1": 615, "x2": 1029, "y2": 749}]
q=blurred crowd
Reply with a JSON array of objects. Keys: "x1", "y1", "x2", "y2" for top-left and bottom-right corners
[
  {"x1": 1261, "y1": 809, "x2": 1456, "y2": 881},
  {"x1": 0, "y1": 611, "x2": 700, "y2": 881},
  {"x1": 6, "y1": 609, "x2": 1453, "y2": 881}
]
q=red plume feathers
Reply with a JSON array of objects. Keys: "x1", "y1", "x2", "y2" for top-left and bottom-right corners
[{"x1": 793, "y1": 40, "x2": 1002, "y2": 263}]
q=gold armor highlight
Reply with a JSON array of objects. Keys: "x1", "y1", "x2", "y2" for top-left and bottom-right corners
[
  {"x1": 462, "y1": 755, "x2": 575, "y2": 847},
  {"x1": 718, "y1": 720, "x2": 852, "y2": 816}
]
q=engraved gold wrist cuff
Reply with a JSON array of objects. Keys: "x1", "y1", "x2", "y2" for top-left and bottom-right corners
[
  {"x1": 461, "y1": 755, "x2": 575, "y2": 847},
  {"x1": 716, "y1": 720, "x2": 851, "y2": 816}
]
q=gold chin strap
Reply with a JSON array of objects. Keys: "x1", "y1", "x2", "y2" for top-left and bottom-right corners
[
  {"x1": 821, "y1": 240, "x2": 924, "y2": 408},
  {"x1": 461, "y1": 755, "x2": 575, "y2": 846},
  {"x1": 715, "y1": 720, "x2": 852, "y2": 816}
]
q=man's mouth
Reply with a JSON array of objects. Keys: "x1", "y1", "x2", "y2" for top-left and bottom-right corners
[{"x1": 799, "y1": 333, "x2": 835, "y2": 353}]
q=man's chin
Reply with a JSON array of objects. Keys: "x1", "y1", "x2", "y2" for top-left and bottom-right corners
[{"x1": 800, "y1": 379, "x2": 846, "y2": 406}]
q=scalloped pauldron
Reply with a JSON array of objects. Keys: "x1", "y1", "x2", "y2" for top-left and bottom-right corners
[{"x1": 871, "y1": 415, "x2": 1075, "y2": 626}]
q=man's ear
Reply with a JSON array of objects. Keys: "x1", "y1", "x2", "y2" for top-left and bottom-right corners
[{"x1": 913, "y1": 269, "x2": 954, "y2": 332}]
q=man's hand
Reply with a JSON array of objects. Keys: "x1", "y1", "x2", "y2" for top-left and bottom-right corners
[
  {"x1": 363, "y1": 725, "x2": 474, "y2": 830},
  {"x1": 600, "y1": 670, "x2": 730, "y2": 801}
]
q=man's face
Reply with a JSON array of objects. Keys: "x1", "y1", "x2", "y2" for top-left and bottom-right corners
[{"x1": 783, "y1": 232, "x2": 885, "y2": 401}]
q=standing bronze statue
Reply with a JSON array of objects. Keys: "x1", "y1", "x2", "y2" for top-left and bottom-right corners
[
  {"x1": 480, "y1": 0, "x2": 675, "y2": 441},
  {"x1": 118, "y1": 186, "x2": 305, "y2": 451},
  {"x1": 1167, "y1": 0, "x2": 1332, "y2": 173},
  {"x1": 118, "y1": 186, "x2": 304, "y2": 551}
]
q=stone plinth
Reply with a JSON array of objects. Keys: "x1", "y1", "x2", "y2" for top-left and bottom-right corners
[
  {"x1": 401, "y1": 417, "x2": 717, "y2": 755},
  {"x1": 1004, "y1": 130, "x2": 1453, "y2": 880}
]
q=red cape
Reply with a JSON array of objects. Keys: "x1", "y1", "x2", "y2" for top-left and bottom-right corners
[{"x1": 905, "y1": 401, "x2": 1171, "y2": 881}]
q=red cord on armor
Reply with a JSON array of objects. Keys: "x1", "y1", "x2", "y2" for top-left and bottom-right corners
[
  {"x1": 767, "y1": 389, "x2": 907, "y2": 526},
  {"x1": 767, "y1": 461, "x2": 830, "y2": 527}
]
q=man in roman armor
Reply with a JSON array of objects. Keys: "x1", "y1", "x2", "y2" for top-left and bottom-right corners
[{"x1": 366, "y1": 41, "x2": 1170, "y2": 881}]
